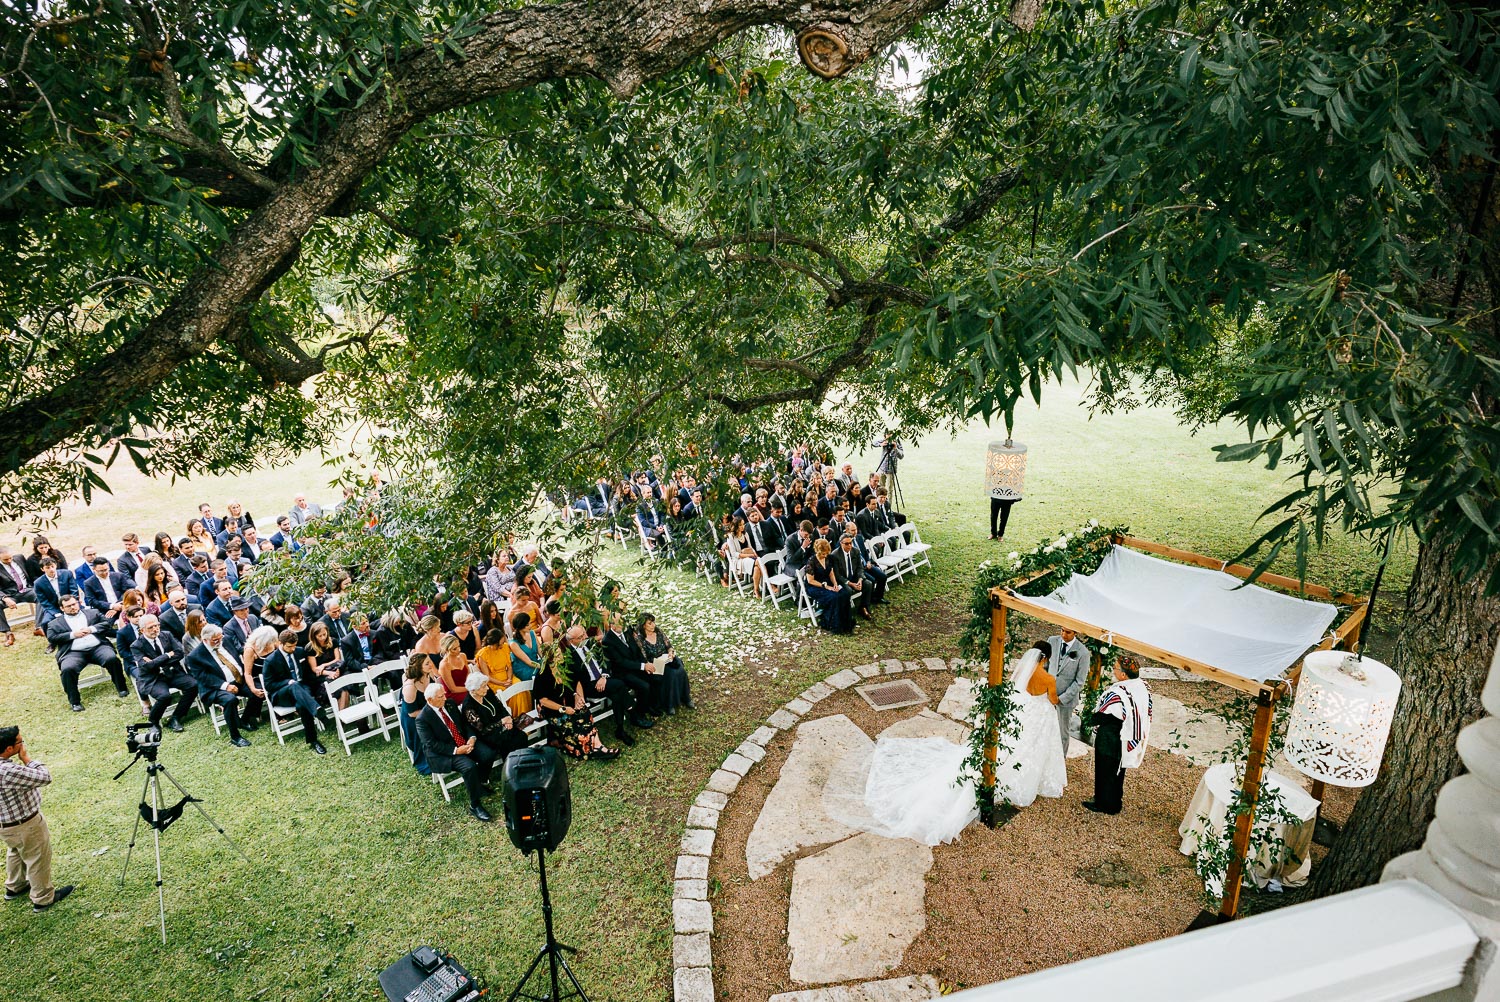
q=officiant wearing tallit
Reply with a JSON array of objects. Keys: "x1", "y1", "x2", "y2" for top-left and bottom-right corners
[
  {"x1": 1046, "y1": 628, "x2": 1089, "y2": 752},
  {"x1": 1085, "y1": 659, "x2": 1152, "y2": 815}
]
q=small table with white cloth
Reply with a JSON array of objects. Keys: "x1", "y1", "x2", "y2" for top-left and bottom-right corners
[{"x1": 1178, "y1": 762, "x2": 1320, "y2": 895}]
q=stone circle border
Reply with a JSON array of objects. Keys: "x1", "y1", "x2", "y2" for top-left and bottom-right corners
[{"x1": 671, "y1": 655, "x2": 969, "y2": 1002}]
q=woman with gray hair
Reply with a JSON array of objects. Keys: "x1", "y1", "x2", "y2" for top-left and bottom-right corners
[{"x1": 459, "y1": 670, "x2": 529, "y2": 762}]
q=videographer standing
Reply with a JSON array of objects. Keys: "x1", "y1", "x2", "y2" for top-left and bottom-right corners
[{"x1": 0, "y1": 725, "x2": 73, "y2": 911}]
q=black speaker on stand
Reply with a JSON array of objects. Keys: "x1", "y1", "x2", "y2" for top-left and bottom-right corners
[{"x1": 502, "y1": 747, "x2": 587, "y2": 1002}]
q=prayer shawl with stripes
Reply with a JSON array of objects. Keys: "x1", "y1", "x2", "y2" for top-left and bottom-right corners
[{"x1": 1097, "y1": 678, "x2": 1152, "y2": 772}]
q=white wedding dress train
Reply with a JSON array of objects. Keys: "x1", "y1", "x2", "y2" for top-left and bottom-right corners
[{"x1": 835, "y1": 650, "x2": 1068, "y2": 846}]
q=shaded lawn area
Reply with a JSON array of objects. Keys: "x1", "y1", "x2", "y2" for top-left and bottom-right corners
[{"x1": 0, "y1": 383, "x2": 1401, "y2": 1001}]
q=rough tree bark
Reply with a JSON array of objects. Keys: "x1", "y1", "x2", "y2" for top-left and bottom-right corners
[
  {"x1": 1309, "y1": 541, "x2": 1500, "y2": 896},
  {"x1": 0, "y1": 0, "x2": 949, "y2": 475}
]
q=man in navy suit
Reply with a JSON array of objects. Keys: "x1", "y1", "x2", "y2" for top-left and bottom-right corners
[
  {"x1": 198, "y1": 502, "x2": 224, "y2": 537},
  {"x1": 30, "y1": 558, "x2": 77, "y2": 628},
  {"x1": 185, "y1": 625, "x2": 254, "y2": 746},
  {"x1": 268, "y1": 515, "x2": 303, "y2": 552},
  {"x1": 220, "y1": 596, "x2": 261, "y2": 661},
  {"x1": 131, "y1": 615, "x2": 199, "y2": 732},
  {"x1": 204, "y1": 580, "x2": 236, "y2": 627},
  {"x1": 117, "y1": 533, "x2": 145, "y2": 581},
  {"x1": 198, "y1": 560, "x2": 233, "y2": 608},
  {"x1": 842, "y1": 522, "x2": 888, "y2": 606},
  {"x1": 80, "y1": 558, "x2": 133, "y2": 617}
]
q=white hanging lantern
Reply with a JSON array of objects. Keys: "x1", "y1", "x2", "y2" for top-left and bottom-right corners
[
  {"x1": 986, "y1": 438, "x2": 1028, "y2": 501},
  {"x1": 1285, "y1": 650, "x2": 1401, "y2": 788}
]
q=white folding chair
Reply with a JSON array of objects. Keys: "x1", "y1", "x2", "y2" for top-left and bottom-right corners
[
  {"x1": 724, "y1": 542, "x2": 753, "y2": 596},
  {"x1": 898, "y1": 524, "x2": 932, "y2": 574},
  {"x1": 324, "y1": 671, "x2": 388, "y2": 754},
  {"x1": 432, "y1": 766, "x2": 466, "y2": 802},
  {"x1": 366, "y1": 659, "x2": 407, "y2": 731},
  {"x1": 871, "y1": 532, "x2": 907, "y2": 584},
  {"x1": 796, "y1": 568, "x2": 819, "y2": 624},
  {"x1": 760, "y1": 551, "x2": 795, "y2": 611},
  {"x1": 267, "y1": 690, "x2": 314, "y2": 745},
  {"x1": 499, "y1": 680, "x2": 548, "y2": 745}
]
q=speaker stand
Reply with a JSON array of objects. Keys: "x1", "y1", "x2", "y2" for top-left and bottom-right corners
[{"x1": 506, "y1": 849, "x2": 589, "y2": 1002}]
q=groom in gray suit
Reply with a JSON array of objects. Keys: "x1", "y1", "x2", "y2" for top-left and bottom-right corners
[{"x1": 1046, "y1": 628, "x2": 1090, "y2": 752}]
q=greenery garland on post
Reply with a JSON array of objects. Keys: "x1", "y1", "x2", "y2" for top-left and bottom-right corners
[{"x1": 957, "y1": 520, "x2": 1128, "y2": 814}]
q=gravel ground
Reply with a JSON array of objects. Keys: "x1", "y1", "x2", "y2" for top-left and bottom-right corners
[{"x1": 711, "y1": 669, "x2": 1358, "y2": 998}]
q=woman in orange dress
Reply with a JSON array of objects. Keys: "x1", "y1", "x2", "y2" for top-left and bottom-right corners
[{"x1": 475, "y1": 628, "x2": 532, "y2": 715}]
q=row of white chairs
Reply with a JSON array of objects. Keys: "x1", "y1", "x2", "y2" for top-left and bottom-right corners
[{"x1": 730, "y1": 522, "x2": 934, "y2": 622}]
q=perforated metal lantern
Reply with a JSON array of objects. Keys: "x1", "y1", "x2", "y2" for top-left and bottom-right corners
[
  {"x1": 1285, "y1": 650, "x2": 1401, "y2": 788},
  {"x1": 986, "y1": 439, "x2": 1028, "y2": 501}
]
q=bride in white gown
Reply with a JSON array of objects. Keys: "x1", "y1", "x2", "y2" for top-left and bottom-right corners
[{"x1": 847, "y1": 645, "x2": 1068, "y2": 846}]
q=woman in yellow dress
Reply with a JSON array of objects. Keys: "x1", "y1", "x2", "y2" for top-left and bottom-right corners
[{"x1": 475, "y1": 628, "x2": 533, "y2": 716}]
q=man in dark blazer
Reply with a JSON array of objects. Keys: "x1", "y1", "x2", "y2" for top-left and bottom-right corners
[
  {"x1": 157, "y1": 589, "x2": 199, "y2": 641},
  {"x1": 131, "y1": 615, "x2": 199, "y2": 732},
  {"x1": 197, "y1": 503, "x2": 224, "y2": 537},
  {"x1": 31, "y1": 558, "x2": 78, "y2": 628},
  {"x1": 815, "y1": 484, "x2": 842, "y2": 521},
  {"x1": 832, "y1": 533, "x2": 873, "y2": 621},
  {"x1": 221, "y1": 596, "x2": 260, "y2": 660},
  {"x1": 842, "y1": 523, "x2": 888, "y2": 606},
  {"x1": 785, "y1": 522, "x2": 816, "y2": 571},
  {"x1": 339, "y1": 612, "x2": 386, "y2": 672},
  {"x1": 300, "y1": 585, "x2": 329, "y2": 626},
  {"x1": 0, "y1": 545, "x2": 36, "y2": 640},
  {"x1": 197, "y1": 560, "x2": 233, "y2": 608},
  {"x1": 116, "y1": 533, "x2": 145, "y2": 581},
  {"x1": 80, "y1": 559, "x2": 133, "y2": 618},
  {"x1": 204, "y1": 580, "x2": 236, "y2": 627},
  {"x1": 260, "y1": 630, "x2": 327, "y2": 755},
  {"x1": 855, "y1": 494, "x2": 888, "y2": 539},
  {"x1": 170, "y1": 539, "x2": 198, "y2": 581},
  {"x1": 185, "y1": 624, "x2": 255, "y2": 746},
  {"x1": 416, "y1": 684, "x2": 494, "y2": 821},
  {"x1": 45, "y1": 594, "x2": 129, "y2": 709},
  {"x1": 599, "y1": 613, "x2": 659, "y2": 723},
  {"x1": 746, "y1": 508, "x2": 785, "y2": 557},
  {"x1": 563, "y1": 625, "x2": 640, "y2": 746}
]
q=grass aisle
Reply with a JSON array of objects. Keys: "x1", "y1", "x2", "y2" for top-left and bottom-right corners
[{"x1": 0, "y1": 382, "x2": 1405, "y2": 1000}]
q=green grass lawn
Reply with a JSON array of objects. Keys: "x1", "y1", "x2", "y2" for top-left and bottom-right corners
[{"x1": 0, "y1": 380, "x2": 1406, "y2": 1001}]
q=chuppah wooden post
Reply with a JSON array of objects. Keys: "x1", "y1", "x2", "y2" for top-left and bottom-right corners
[
  {"x1": 980, "y1": 592, "x2": 1009, "y2": 826},
  {"x1": 1220, "y1": 684, "x2": 1280, "y2": 918}
]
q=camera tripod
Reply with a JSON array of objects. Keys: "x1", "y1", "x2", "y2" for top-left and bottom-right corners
[
  {"x1": 115, "y1": 750, "x2": 250, "y2": 943},
  {"x1": 506, "y1": 848, "x2": 589, "y2": 1002}
]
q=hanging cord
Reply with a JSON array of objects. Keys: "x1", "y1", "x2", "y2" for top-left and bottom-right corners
[{"x1": 1356, "y1": 525, "x2": 1399, "y2": 661}]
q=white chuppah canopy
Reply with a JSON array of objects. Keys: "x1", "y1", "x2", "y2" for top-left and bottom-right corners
[{"x1": 1025, "y1": 545, "x2": 1339, "y2": 683}]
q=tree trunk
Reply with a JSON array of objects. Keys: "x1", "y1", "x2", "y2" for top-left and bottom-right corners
[{"x1": 1308, "y1": 539, "x2": 1500, "y2": 896}]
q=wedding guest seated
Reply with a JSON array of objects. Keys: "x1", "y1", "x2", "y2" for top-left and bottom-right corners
[
  {"x1": 600, "y1": 613, "x2": 656, "y2": 728},
  {"x1": 339, "y1": 612, "x2": 380, "y2": 672},
  {"x1": 0, "y1": 546, "x2": 36, "y2": 646},
  {"x1": 449, "y1": 609, "x2": 479, "y2": 659},
  {"x1": 182, "y1": 609, "x2": 208, "y2": 657},
  {"x1": 301, "y1": 621, "x2": 344, "y2": 710},
  {"x1": 482, "y1": 553, "x2": 516, "y2": 603},
  {"x1": 287, "y1": 493, "x2": 322, "y2": 528},
  {"x1": 261, "y1": 629, "x2": 327, "y2": 755},
  {"x1": 630, "y1": 613, "x2": 693, "y2": 714},
  {"x1": 184, "y1": 624, "x2": 254, "y2": 747},
  {"x1": 318, "y1": 595, "x2": 350, "y2": 645},
  {"x1": 508, "y1": 612, "x2": 543, "y2": 681},
  {"x1": 130, "y1": 614, "x2": 199, "y2": 733},
  {"x1": 803, "y1": 539, "x2": 853, "y2": 634},
  {"x1": 475, "y1": 628, "x2": 532, "y2": 715},
  {"x1": 876, "y1": 490, "x2": 906, "y2": 527},
  {"x1": 31, "y1": 557, "x2": 77, "y2": 628},
  {"x1": 416, "y1": 682, "x2": 495, "y2": 821},
  {"x1": 157, "y1": 588, "x2": 198, "y2": 641},
  {"x1": 374, "y1": 608, "x2": 415, "y2": 656},
  {"x1": 81, "y1": 558, "x2": 131, "y2": 618},
  {"x1": 45, "y1": 594, "x2": 129, "y2": 710},
  {"x1": 116, "y1": 606, "x2": 150, "y2": 716},
  {"x1": 834, "y1": 532, "x2": 873, "y2": 622},
  {"x1": 437, "y1": 632, "x2": 469, "y2": 705},
  {"x1": 535, "y1": 643, "x2": 618, "y2": 760},
  {"x1": 459, "y1": 672, "x2": 529, "y2": 763},
  {"x1": 399, "y1": 653, "x2": 439, "y2": 775},
  {"x1": 221, "y1": 596, "x2": 260, "y2": 660}
]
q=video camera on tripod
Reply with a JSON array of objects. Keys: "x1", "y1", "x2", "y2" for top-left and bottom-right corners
[{"x1": 124, "y1": 723, "x2": 162, "y2": 761}]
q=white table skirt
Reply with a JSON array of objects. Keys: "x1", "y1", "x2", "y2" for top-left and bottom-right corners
[{"x1": 1178, "y1": 762, "x2": 1320, "y2": 895}]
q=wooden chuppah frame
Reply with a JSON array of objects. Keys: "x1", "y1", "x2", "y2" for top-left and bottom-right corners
[{"x1": 980, "y1": 533, "x2": 1368, "y2": 920}]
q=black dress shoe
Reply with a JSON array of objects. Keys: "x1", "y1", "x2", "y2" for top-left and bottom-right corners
[
  {"x1": 468, "y1": 804, "x2": 493, "y2": 823},
  {"x1": 309, "y1": 741, "x2": 327, "y2": 755},
  {"x1": 166, "y1": 720, "x2": 185, "y2": 733},
  {"x1": 241, "y1": 722, "x2": 258, "y2": 732},
  {"x1": 34, "y1": 885, "x2": 74, "y2": 911},
  {"x1": 70, "y1": 704, "x2": 84, "y2": 713},
  {"x1": 230, "y1": 737, "x2": 251, "y2": 748},
  {"x1": 116, "y1": 689, "x2": 130, "y2": 699},
  {"x1": 616, "y1": 731, "x2": 636, "y2": 747},
  {"x1": 630, "y1": 714, "x2": 655, "y2": 729},
  {"x1": 1082, "y1": 800, "x2": 1120, "y2": 815},
  {"x1": 5, "y1": 882, "x2": 30, "y2": 901},
  {"x1": 683, "y1": 700, "x2": 696, "y2": 710}
]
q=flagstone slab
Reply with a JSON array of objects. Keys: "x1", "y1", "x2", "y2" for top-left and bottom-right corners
[
  {"x1": 746, "y1": 714, "x2": 873, "y2": 880},
  {"x1": 826, "y1": 668, "x2": 862, "y2": 690},
  {"x1": 853, "y1": 662, "x2": 881, "y2": 678},
  {"x1": 769, "y1": 975, "x2": 942, "y2": 1002},
  {"x1": 787, "y1": 832, "x2": 933, "y2": 984},
  {"x1": 1150, "y1": 694, "x2": 1237, "y2": 767},
  {"x1": 876, "y1": 708, "x2": 969, "y2": 745},
  {"x1": 922, "y1": 657, "x2": 948, "y2": 672},
  {"x1": 935, "y1": 677, "x2": 979, "y2": 723}
]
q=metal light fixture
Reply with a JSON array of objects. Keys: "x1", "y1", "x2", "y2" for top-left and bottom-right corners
[
  {"x1": 1285, "y1": 650, "x2": 1401, "y2": 788},
  {"x1": 986, "y1": 438, "x2": 1028, "y2": 501}
]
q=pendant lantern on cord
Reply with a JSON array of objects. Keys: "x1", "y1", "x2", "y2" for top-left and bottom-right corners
[{"x1": 1284, "y1": 650, "x2": 1401, "y2": 787}]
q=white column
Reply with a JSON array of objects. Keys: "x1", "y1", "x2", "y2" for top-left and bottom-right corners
[{"x1": 1384, "y1": 638, "x2": 1500, "y2": 1000}]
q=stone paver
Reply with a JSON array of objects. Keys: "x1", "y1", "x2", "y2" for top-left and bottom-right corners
[
  {"x1": 706, "y1": 769, "x2": 742, "y2": 795},
  {"x1": 904, "y1": 661, "x2": 922, "y2": 673},
  {"x1": 769, "y1": 975, "x2": 942, "y2": 1002},
  {"x1": 877, "y1": 708, "x2": 969, "y2": 744},
  {"x1": 721, "y1": 752, "x2": 756, "y2": 777},
  {"x1": 853, "y1": 662, "x2": 881, "y2": 678},
  {"x1": 882, "y1": 658, "x2": 905, "y2": 674},
  {"x1": 800, "y1": 681, "x2": 835, "y2": 703},
  {"x1": 768, "y1": 708, "x2": 801, "y2": 729},
  {"x1": 694, "y1": 790, "x2": 728, "y2": 812},
  {"x1": 786, "y1": 698, "x2": 814, "y2": 716},
  {"x1": 787, "y1": 832, "x2": 933, "y2": 984},
  {"x1": 674, "y1": 932, "x2": 712, "y2": 969},
  {"x1": 675, "y1": 878, "x2": 708, "y2": 900},
  {"x1": 922, "y1": 657, "x2": 947, "y2": 672},
  {"x1": 734, "y1": 740, "x2": 767, "y2": 764},
  {"x1": 935, "y1": 677, "x2": 979, "y2": 722},
  {"x1": 673, "y1": 897, "x2": 714, "y2": 934},
  {"x1": 686, "y1": 805, "x2": 720, "y2": 830},
  {"x1": 825, "y1": 668, "x2": 862, "y2": 689},
  {"x1": 681, "y1": 828, "x2": 715, "y2": 857},
  {"x1": 746, "y1": 714, "x2": 873, "y2": 879},
  {"x1": 748, "y1": 725, "x2": 778, "y2": 746},
  {"x1": 675, "y1": 855, "x2": 708, "y2": 880},
  {"x1": 674, "y1": 965, "x2": 714, "y2": 1002}
]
